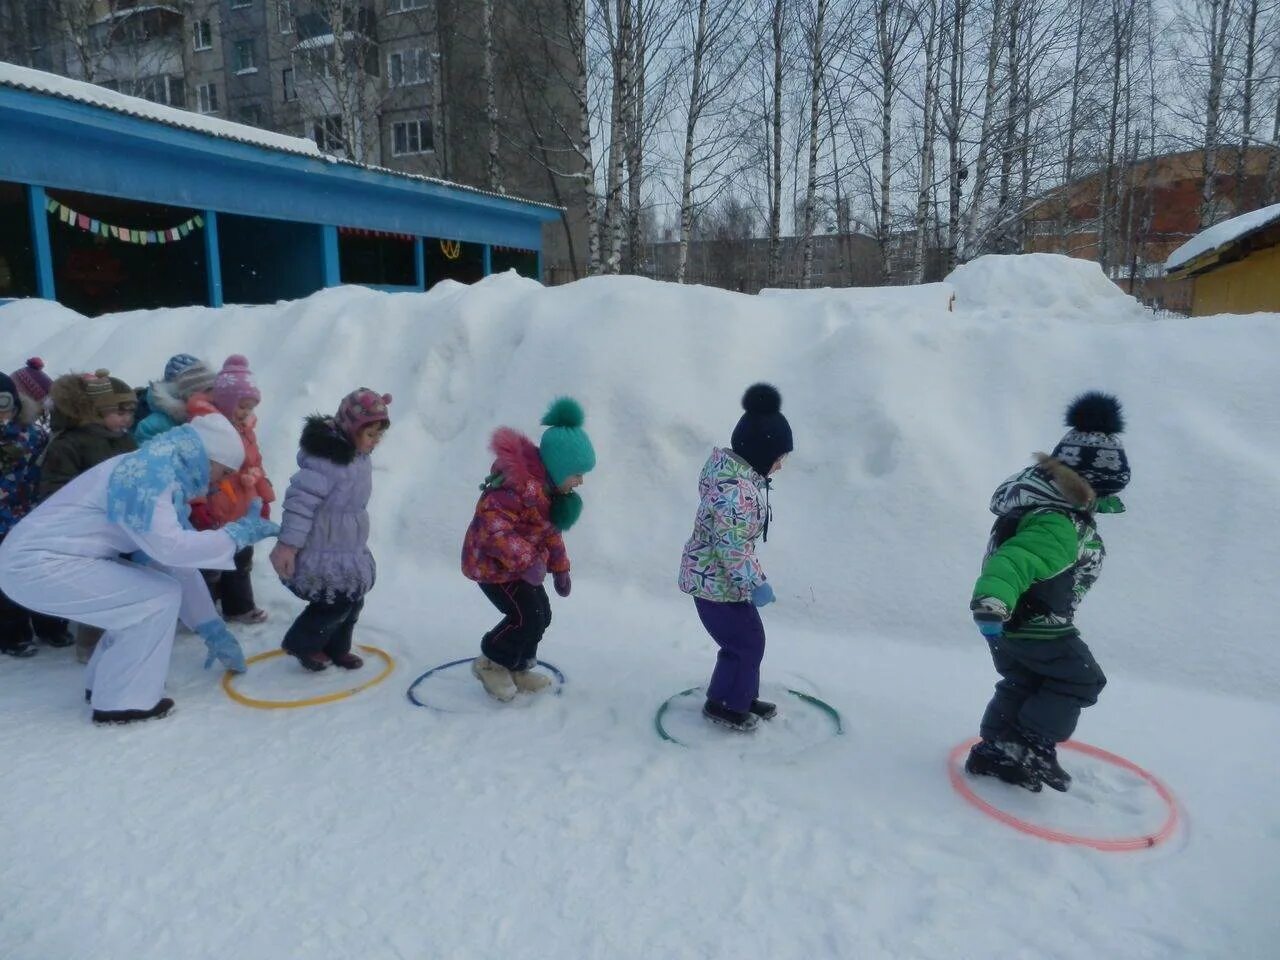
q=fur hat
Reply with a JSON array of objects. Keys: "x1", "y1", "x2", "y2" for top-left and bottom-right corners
[
  {"x1": 212, "y1": 354, "x2": 261, "y2": 418},
  {"x1": 11, "y1": 358, "x2": 52, "y2": 404},
  {"x1": 189, "y1": 412, "x2": 246, "y2": 469},
  {"x1": 730, "y1": 384, "x2": 793, "y2": 478},
  {"x1": 335, "y1": 388, "x2": 392, "y2": 442},
  {"x1": 1050, "y1": 392, "x2": 1129, "y2": 496},
  {"x1": 538, "y1": 397, "x2": 595, "y2": 488}
]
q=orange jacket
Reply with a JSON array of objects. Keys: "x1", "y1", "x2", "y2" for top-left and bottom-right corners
[{"x1": 187, "y1": 399, "x2": 275, "y2": 530}]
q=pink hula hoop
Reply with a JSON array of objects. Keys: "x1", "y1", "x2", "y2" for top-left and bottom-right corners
[{"x1": 948, "y1": 737, "x2": 1180, "y2": 851}]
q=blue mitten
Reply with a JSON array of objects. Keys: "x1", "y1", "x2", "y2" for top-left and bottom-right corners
[
  {"x1": 197, "y1": 619, "x2": 247, "y2": 673},
  {"x1": 971, "y1": 597, "x2": 1009, "y2": 643},
  {"x1": 224, "y1": 499, "x2": 281, "y2": 549},
  {"x1": 751, "y1": 582, "x2": 776, "y2": 607}
]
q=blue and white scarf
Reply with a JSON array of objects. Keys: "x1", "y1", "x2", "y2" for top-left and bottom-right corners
[{"x1": 106, "y1": 424, "x2": 210, "y2": 533}]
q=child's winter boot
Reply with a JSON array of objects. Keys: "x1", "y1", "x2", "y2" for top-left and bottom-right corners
[
  {"x1": 1018, "y1": 729, "x2": 1072, "y2": 792},
  {"x1": 702, "y1": 699, "x2": 759, "y2": 732},
  {"x1": 472, "y1": 655, "x2": 517, "y2": 701},
  {"x1": 285, "y1": 648, "x2": 330, "y2": 672},
  {"x1": 748, "y1": 698, "x2": 777, "y2": 720},
  {"x1": 964, "y1": 739, "x2": 1042, "y2": 792},
  {"x1": 330, "y1": 651, "x2": 364, "y2": 670},
  {"x1": 0, "y1": 638, "x2": 37, "y2": 658},
  {"x1": 512, "y1": 668, "x2": 552, "y2": 694},
  {"x1": 37, "y1": 625, "x2": 74, "y2": 648}
]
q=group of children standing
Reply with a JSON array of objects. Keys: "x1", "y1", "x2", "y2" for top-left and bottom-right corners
[{"x1": 1, "y1": 350, "x2": 1129, "y2": 796}]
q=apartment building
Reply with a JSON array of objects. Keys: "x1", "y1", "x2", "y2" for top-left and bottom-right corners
[{"x1": 0, "y1": 0, "x2": 584, "y2": 280}]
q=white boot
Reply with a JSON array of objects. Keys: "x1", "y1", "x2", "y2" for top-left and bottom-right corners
[
  {"x1": 512, "y1": 669, "x2": 552, "y2": 694},
  {"x1": 472, "y1": 656, "x2": 517, "y2": 702}
]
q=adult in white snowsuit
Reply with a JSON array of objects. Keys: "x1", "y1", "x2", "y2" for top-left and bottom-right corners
[{"x1": 0, "y1": 415, "x2": 280, "y2": 724}]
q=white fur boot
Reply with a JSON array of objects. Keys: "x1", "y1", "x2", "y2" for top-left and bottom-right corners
[
  {"x1": 512, "y1": 669, "x2": 552, "y2": 694},
  {"x1": 472, "y1": 655, "x2": 517, "y2": 701}
]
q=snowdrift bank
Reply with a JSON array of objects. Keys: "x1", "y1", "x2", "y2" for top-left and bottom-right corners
[{"x1": 6, "y1": 256, "x2": 1275, "y2": 698}]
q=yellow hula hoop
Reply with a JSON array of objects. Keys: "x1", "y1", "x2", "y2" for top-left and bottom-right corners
[{"x1": 222, "y1": 645, "x2": 395, "y2": 710}]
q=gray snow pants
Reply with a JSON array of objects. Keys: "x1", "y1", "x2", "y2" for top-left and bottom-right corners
[{"x1": 979, "y1": 632, "x2": 1107, "y2": 744}]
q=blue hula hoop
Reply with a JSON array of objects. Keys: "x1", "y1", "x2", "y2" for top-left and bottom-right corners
[{"x1": 406, "y1": 656, "x2": 566, "y2": 711}]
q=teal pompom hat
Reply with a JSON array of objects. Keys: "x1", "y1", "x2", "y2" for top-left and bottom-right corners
[{"x1": 538, "y1": 397, "x2": 596, "y2": 487}]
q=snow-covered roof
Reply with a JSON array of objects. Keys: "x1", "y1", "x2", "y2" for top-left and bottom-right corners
[
  {"x1": 91, "y1": 4, "x2": 181, "y2": 26},
  {"x1": 1165, "y1": 202, "x2": 1280, "y2": 273},
  {"x1": 0, "y1": 61, "x2": 562, "y2": 213},
  {"x1": 0, "y1": 60, "x2": 320, "y2": 157}
]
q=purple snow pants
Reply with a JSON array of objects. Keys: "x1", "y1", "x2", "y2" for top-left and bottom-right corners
[{"x1": 695, "y1": 597, "x2": 766, "y2": 713}]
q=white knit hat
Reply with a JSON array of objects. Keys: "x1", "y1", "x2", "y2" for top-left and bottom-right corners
[{"x1": 189, "y1": 412, "x2": 245, "y2": 470}]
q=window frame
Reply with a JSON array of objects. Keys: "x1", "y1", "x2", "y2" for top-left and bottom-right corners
[
  {"x1": 234, "y1": 39, "x2": 257, "y2": 73},
  {"x1": 391, "y1": 117, "x2": 433, "y2": 156},
  {"x1": 192, "y1": 19, "x2": 213, "y2": 51},
  {"x1": 197, "y1": 82, "x2": 219, "y2": 114}
]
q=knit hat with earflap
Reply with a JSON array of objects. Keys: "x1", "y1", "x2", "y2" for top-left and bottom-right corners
[
  {"x1": 189, "y1": 412, "x2": 246, "y2": 470},
  {"x1": 539, "y1": 397, "x2": 595, "y2": 488},
  {"x1": 336, "y1": 388, "x2": 392, "y2": 443},
  {"x1": 11, "y1": 358, "x2": 52, "y2": 404},
  {"x1": 83, "y1": 369, "x2": 136, "y2": 414},
  {"x1": 731, "y1": 383, "x2": 793, "y2": 478},
  {"x1": 212, "y1": 354, "x2": 261, "y2": 419},
  {"x1": 1050, "y1": 392, "x2": 1129, "y2": 496},
  {"x1": 171, "y1": 357, "x2": 216, "y2": 400}
]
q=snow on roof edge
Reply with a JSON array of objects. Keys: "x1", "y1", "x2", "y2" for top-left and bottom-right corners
[
  {"x1": 0, "y1": 61, "x2": 563, "y2": 214},
  {"x1": 1165, "y1": 202, "x2": 1280, "y2": 273}
]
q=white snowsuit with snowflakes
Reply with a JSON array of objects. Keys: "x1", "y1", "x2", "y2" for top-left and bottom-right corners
[{"x1": 0, "y1": 456, "x2": 235, "y2": 712}]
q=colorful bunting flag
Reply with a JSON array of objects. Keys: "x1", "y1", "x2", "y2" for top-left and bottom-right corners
[{"x1": 43, "y1": 198, "x2": 205, "y2": 246}]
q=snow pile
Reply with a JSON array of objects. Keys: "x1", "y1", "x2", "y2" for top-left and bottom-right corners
[
  {"x1": 2, "y1": 266, "x2": 1279, "y2": 959},
  {"x1": 1165, "y1": 202, "x2": 1280, "y2": 272},
  {"x1": 946, "y1": 253, "x2": 1151, "y2": 323}
]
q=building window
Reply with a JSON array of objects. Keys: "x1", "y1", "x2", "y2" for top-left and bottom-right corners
[
  {"x1": 313, "y1": 115, "x2": 344, "y2": 154},
  {"x1": 388, "y1": 48, "x2": 429, "y2": 87},
  {"x1": 281, "y1": 68, "x2": 297, "y2": 102},
  {"x1": 387, "y1": 0, "x2": 430, "y2": 11},
  {"x1": 238, "y1": 103, "x2": 265, "y2": 126},
  {"x1": 234, "y1": 40, "x2": 257, "y2": 72},
  {"x1": 117, "y1": 75, "x2": 185, "y2": 107},
  {"x1": 197, "y1": 82, "x2": 219, "y2": 114},
  {"x1": 278, "y1": 1, "x2": 294, "y2": 32},
  {"x1": 392, "y1": 118, "x2": 433, "y2": 155},
  {"x1": 192, "y1": 19, "x2": 213, "y2": 51}
]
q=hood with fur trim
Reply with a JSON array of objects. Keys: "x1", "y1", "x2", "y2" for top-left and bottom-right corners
[
  {"x1": 489, "y1": 427, "x2": 548, "y2": 498},
  {"x1": 299, "y1": 414, "x2": 357, "y2": 466},
  {"x1": 990, "y1": 454, "x2": 1097, "y2": 519},
  {"x1": 49, "y1": 373, "x2": 100, "y2": 428},
  {"x1": 146, "y1": 381, "x2": 191, "y2": 424}
]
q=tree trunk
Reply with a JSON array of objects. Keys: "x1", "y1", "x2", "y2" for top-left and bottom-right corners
[
  {"x1": 800, "y1": 0, "x2": 829, "y2": 289},
  {"x1": 914, "y1": 0, "x2": 941, "y2": 283},
  {"x1": 994, "y1": 0, "x2": 1021, "y2": 253},
  {"x1": 962, "y1": 0, "x2": 1005, "y2": 253},
  {"x1": 1265, "y1": 86, "x2": 1280, "y2": 204},
  {"x1": 677, "y1": 0, "x2": 711, "y2": 284},
  {"x1": 1233, "y1": 0, "x2": 1259, "y2": 208},
  {"x1": 1200, "y1": 0, "x2": 1232, "y2": 229},
  {"x1": 483, "y1": 0, "x2": 500, "y2": 191},
  {"x1": 625, "y1": 0, "x2": 647, "y2": 276},
  {"x1": 944, "y1": 0, "x2": 968, "y2": 273},
  {"x1": 567, "y1": 0, "x2": 601, "y2": 275},
  {"x1": 767, "y1": 0, "x2": 785, "y2": 286}
]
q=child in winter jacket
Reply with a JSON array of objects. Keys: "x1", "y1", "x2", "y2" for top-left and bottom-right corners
[
  {"x1": 269, "y1": 389, "x2": 390, "y2": 672},
  {"x1": 188, "y1": 356, "x2": 274, "y2": 625},
  {"x1": 1, "y1": 367, "x2": 74, "y2": 657},
  {"x1": 964, "y1": 392, "x2": 1128, "y2": 793},
  {"x1": 461, "y1": 398, "x2": 596, "y2": 701},
  {"x1": 38, "y1": 370, "x2": 139, "y2": 662},
  {"x1": 679, "y1": 384, "x2": 793, "y2": 731},
  {"x1": 133, "y1": 354, "x2": 216, "y2": 445}
]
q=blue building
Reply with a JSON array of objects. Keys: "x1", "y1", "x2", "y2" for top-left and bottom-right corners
[{"x1": 0, "y1": 62, "x2": 561, "y2": 316}]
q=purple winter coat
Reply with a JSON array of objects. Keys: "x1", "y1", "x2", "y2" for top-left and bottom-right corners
[{"x1": 277, "y1": 415, "x2": 376, "y2": 602}]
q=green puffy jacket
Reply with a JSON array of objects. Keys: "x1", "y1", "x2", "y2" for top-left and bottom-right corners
[{"x1": 973, "y1": 456, "x2": 1124, "y2": 639}]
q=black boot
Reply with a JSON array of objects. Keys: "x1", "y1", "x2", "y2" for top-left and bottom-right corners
[
  {"x1": 702, "y1": 699, "x2": 759, "y2": 732},
  {"x1": 748, "y1": 698, "x2": 777, "y2": 720},
  {"x1": 964, "y1": 739, "x2": 1042, "y2": 792},
  {"x1": 92, "y1": 698, "x2": 175, "y2": 725},
  {"x1": 1018, "y1": 730, "x2": 1072, "y2": 792},
  {"x1": 0, "y1": 639, "x2": 37, "y2": 658}
]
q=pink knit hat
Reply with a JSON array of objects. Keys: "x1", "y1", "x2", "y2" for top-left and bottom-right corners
[
  {"x1": 11, "y1": 358, "x2": 52, "y2": 403},
  {"x1": 212, "y1": 354, "x2": 261, "y2": 419},
  {"x1": 336, "y1": 388, "x2": 392, "y2": 441}
]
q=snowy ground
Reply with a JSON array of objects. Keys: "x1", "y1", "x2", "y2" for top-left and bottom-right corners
[{"x1": 3, "y1": 256, "x2": 1279, "y2": 959}]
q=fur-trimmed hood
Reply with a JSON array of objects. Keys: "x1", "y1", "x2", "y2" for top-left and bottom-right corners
[
  {"x1": 146, "y1": 381, "x2": 190, "y2": 424},
  {"x1": 299, "y1": 414, "x2": 357, "y2": 466},
  {"x1": 489, "y1": 427, "x2": 548, "y2": 498},
  {"x1": 990, "y1": 454, "x2": 1096, "y2": 520},
  {"x1": 49, "y1": 373, "x2": 100, "y2": 428}
]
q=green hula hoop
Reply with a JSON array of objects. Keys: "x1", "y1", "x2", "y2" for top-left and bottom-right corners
[{"x1": 654, "y1": 686, "x2": 844, "y2": 746}]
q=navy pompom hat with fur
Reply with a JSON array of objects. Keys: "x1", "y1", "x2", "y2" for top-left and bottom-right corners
[
  {"x1": 731, "y1": 383, "x2": 793, "y2": 478},
  {"x1": 1051, "y1": 392, "x2": 1129, "y2": 495}
]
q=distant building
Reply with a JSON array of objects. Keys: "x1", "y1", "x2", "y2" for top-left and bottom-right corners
[
  {"x1": 0, "y1": 0, "x2": 587, "y2": 283},
  {"x1": 1164, "y1": 203, "x2": 1280, "y2": 316},
  {"x1": 1021, "y1": 147, "x2": 1279, "y2": 312}
]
